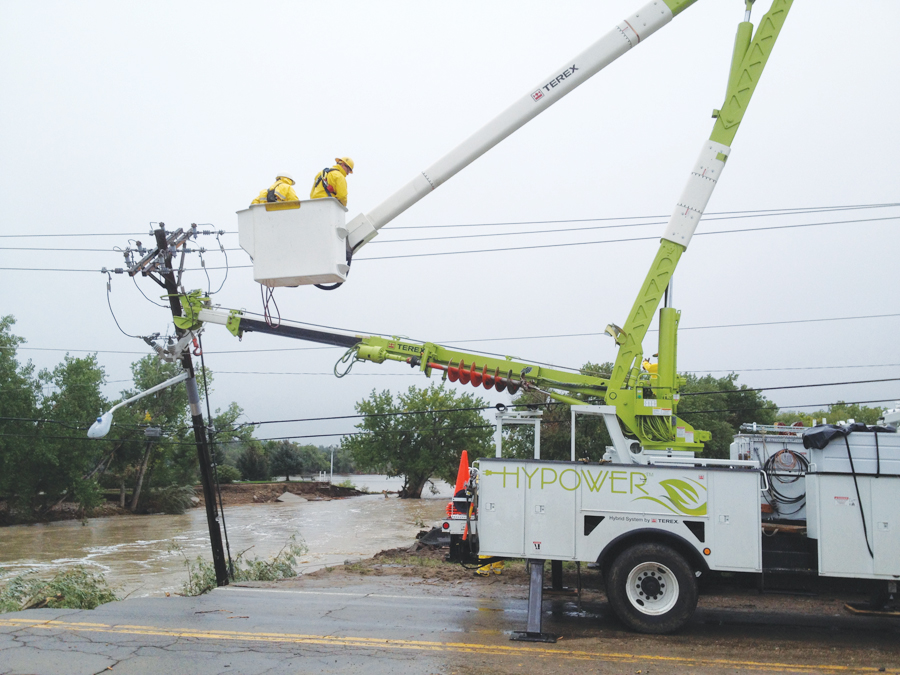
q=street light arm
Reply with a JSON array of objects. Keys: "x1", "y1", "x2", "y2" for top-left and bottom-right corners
[{"x1": 88, "y1": 371, "x2": 190, "y2": 438}]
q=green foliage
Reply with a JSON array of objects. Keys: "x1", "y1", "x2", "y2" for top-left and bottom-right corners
[
  {"x1": 209, "y1": 402, "x2": 257, "y2": 466},
  {"x1": 296, "y1": 444, "x2": 330, "y2": 474},
  {"x1": 215, "y1": 464, "x2": 241, "y2": 484},
  {"x1": 335, "y1": 479, "x2": 357, "y2": 489},
  {"x1": 776, "y1": 402, "x2": 884, "y2": 427},
  {"x1": 180, "y1": 536, "x2": 308, "y2": 596},
  {"x1": 0, "y1": 318, "x2": 40, "y2": 506},
  {"x1": 268, "y1": 441, "x2": 304, "y2": 480},
  {"x1": 236, "y1": 443, "x2": 270, "y2": 481},
  {"x1": 342, "y1": 383, "x2": 493, "y2": 498},
  {"x1": 143, "y1": 485, "x2": 197, "y2": 514},
  {"x1": 677, "y1": 372, "x2": 776, "y2": 458},
  {"x1": 328, "y1": 445, "x2": 356, "y2": 473},
  {"x1": 0, "y1": 316, "x2": 250, "y2": 522},
  {"x1": 0, "y1": 315, "x2": 108, "y2": 514},
  {"x1": 0, "y1": 566, "x2": 118, "y2": 613}
]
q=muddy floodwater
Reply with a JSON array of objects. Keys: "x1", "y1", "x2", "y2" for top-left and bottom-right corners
[{"x1": 0, "y1": 475, "x2": 451, "y2": 598}]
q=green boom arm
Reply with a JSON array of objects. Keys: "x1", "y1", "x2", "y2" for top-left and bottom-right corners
[{"x1": 603, "y1": 0, "x2": 793, "y2": 447}]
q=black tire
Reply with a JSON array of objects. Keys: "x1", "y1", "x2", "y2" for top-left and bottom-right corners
[{"x1": 606, "y1": 543, "x2": 698, "y2": 634}]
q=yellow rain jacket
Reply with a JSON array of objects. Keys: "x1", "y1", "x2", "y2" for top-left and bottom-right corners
[
  {"x1": 309, "y1": 165, "x2": 349, "y2": 207},
  {"x1": 251, "y1": 178, "x2": 299, "y2": 205}
]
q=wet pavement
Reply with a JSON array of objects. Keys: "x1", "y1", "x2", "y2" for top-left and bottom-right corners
[{"x1": 1, "y1": 576, "x2": 899, "y2": 675}]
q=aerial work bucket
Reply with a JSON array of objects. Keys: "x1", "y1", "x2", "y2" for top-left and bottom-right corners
[{"x1": 237, "y1": 198, "x2": 350, "y2": 288}]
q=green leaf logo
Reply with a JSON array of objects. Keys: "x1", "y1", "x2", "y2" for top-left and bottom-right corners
[{"x1": 634, "y1": 478, "x2": 707, "y2": 516}]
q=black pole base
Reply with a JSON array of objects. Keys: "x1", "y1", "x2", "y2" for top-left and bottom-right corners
[{"x1": 511, "y1": 631, "x2": 558, "y2": 643}]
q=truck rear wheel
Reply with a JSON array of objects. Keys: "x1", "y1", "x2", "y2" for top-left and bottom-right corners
[{"x1": 606, "y1": 543, "x2": 697, "y2": 634}]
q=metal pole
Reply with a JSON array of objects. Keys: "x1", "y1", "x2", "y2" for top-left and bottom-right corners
[
  {"x1": 154, "y1": 226, "x2": 229, "y2": 587},
  {"x1": 330, "y1": 447, "x2": 334, "y2": 484}
]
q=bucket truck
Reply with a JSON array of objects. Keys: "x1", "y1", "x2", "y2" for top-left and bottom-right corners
[{"x1": 159, "y1": 0, "x2": 899, "y2": 638}]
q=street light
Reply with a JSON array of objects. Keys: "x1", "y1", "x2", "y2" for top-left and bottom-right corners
[{"x1": 87, "y1": 371, "x2": 190, "y2": 438}]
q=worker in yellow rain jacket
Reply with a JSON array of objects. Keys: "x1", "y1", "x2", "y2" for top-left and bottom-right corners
[
  {"x1": 251, "y1": 173, "x2": 299, "y2": 204},
  {"x1": 310, "y1": 157, "x2": 354, "y2": 207}
]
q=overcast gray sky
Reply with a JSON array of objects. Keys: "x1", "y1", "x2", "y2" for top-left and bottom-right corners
[{"x1": 2, "y1": 0, "x2": 898, "y2": 446}]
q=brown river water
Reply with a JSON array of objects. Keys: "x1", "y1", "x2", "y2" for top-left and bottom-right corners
[{"x1": 0, "y1": 476, "x2": 451, "y2": 598}]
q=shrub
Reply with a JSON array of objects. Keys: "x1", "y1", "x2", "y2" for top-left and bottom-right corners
[
  {"x1": 144, "y1": 485, "x2": 196, "y2": 515},
  {"x1": 179, "y1": 535, "x2": 308, "y2": 596},
  {"x1": 215, "y1": 465, "x2": 241, "y2": 484},
  {"x1": 0, "y1": 566, "x2": 118, "y2": 613}
]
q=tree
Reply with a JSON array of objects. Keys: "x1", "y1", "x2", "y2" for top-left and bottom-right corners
[
  {"x1": 0, "y1": 316, "x2": 42, "y2": 512},
  {"x1": 36, "y1": 353, "x2": 109, "y2": 512},
  {"x1": 268, "y1": 441, "x2": 303, "y2": 481},
  {"x1": 676, "y1": 372, "x2": 776, "y2": 458},
  {"x1": 295, "y1": 444, "x2": 329, "y2": 474},
  {"x1": 776, "y1": 402, "x2": 885, "y2": 427},
  {"x1": 110, "y1": 356, "x2": 192, "y2": 511},
  {"x1": 236, "y1": 443, "x2": 270, "y2": 481},
  {"x1": 328, "y1": 445, "x2": 356, "y2": 474},
  {"x1": 342, "y1": 383, "x2": 493, "y2": 498}
]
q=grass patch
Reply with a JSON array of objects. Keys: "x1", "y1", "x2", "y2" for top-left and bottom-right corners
[
  {"x1": 178, "y1": 535, "x2": 308, "y2": 596},
  {"x1": 0, "y1": 566, "x2": 118, "y2": 613}
]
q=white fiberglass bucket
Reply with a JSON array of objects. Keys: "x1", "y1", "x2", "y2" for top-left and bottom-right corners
[{"x1": 237, "y1": 198, "x2": 349, "y2": 287}]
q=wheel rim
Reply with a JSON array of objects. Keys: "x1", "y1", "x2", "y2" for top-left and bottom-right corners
[{"x1": 625, "y1": 561, "x2": 679, "y2": 616}]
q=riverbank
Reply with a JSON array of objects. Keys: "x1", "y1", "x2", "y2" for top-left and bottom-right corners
[
  {"x1": 0, "y1": 490, "x2": 448, "y2": 599},
  {"x1": 0, "y1": 480, "x2": 365, "y2": 526}
]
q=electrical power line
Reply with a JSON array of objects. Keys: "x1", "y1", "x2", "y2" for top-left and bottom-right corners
[
  {"x1": 387, "y1": 203, "x2": 900, "y2": 230},
  {"x1": 680, "y1": 377, "x2": 900, "y2": 397},
  {"x1": 8, "y1": 206, "x2": 896, "y2": 251},
  {"x1": 2, "y1": 212, "x2": 897, "y2": 271},
  {"x1": 358, "y1": 215, "x2": 900, "y2": 261},
  {"x1": 2, "y1": 203, "x2": 896, "y2": 239}
]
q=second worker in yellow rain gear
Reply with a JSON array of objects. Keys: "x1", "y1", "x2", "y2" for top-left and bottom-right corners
[
  {"x1": 251, "y1": 173, "x2": 299, "y2": 204},
  {"x1": 310, "y1": 157, "x2": 354, "y2": 207}
]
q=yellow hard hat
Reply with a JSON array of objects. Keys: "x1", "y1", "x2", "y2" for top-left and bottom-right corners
[
  {"x1": 336, "y1": 157, "x2": 354, "y2": 173},
  {"x1": 276, "y1": 173, "x2": 294, "y2": 185}
]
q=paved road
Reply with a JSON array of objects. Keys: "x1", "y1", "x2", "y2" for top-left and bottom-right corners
[{"x1": 1, "y1": 582, "x2": 898, "y2": 674}]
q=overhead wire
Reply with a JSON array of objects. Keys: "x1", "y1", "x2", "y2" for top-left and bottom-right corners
[
  {"x1": 357, "y1": 215, "x2": 900, "y2": 261},
  {"x1": 106, "y1": 276, "x2": 141, "y2": 339},
  {"x1": 5, "y1": 394, "x2": 896, "y2": 445},
  {"x1": 2, "y1": 211, "x2": 898, "y2": 271},
  {"x1": 679, "y1": 377, "x2": 900, "y2": 397},
  {"x1": 8, "y1": 206, "x2": 893, "y2": 250},
  {"x1": 7, "y1": 376, "x2": 892, "y2": 435},
  {"x1": 386, "y1": 203, "x2": 900, "y2": 230},
  {"x1": 1, "y1": 203, "x2": 896, "y2": 239}
]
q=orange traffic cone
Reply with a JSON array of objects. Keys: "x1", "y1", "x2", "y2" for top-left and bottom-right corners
[{"x1": 450, "y1": 450, "x2": 469, "y2": 516}]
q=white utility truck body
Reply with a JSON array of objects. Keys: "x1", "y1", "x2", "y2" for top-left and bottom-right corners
[
  {"x1": 452, "y1": 422, "x2": 900, "y2": 635},
  {"x1": 477, "y1": 458, "x2": 762, "y2": 573}
]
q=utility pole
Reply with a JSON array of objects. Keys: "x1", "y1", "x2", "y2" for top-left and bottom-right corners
[{"x1": 151, "y1": 225, "x2": 229, "y2": 587}]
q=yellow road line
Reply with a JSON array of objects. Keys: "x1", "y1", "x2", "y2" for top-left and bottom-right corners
[{"x1": 0, "y1": 617, "x2": 894, "y2": 674}]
